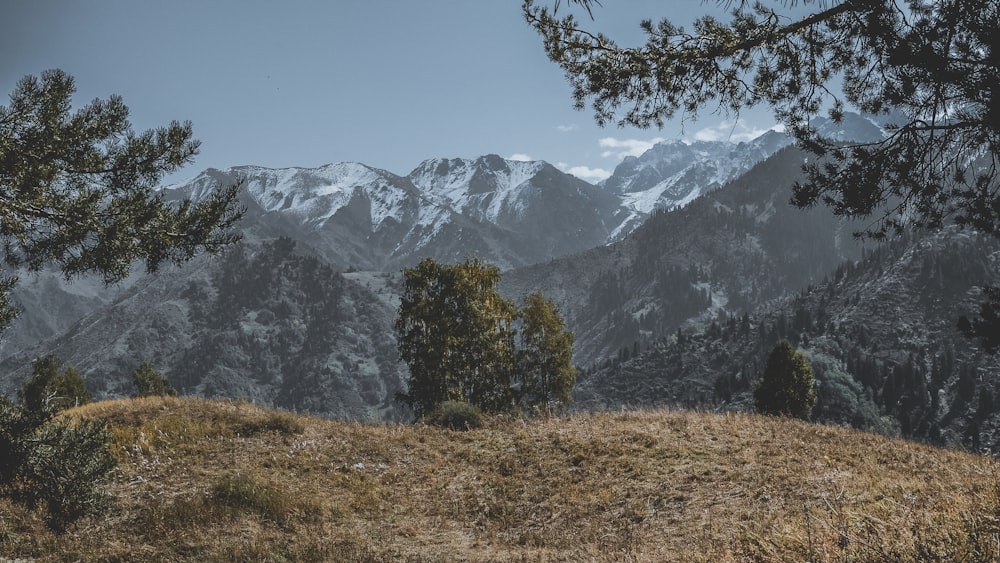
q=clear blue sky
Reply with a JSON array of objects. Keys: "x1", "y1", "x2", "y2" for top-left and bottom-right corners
[{"x1": 2, "y1": 1, "x2": 789, "y2": 185}]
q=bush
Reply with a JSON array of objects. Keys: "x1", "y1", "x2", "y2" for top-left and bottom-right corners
[
  {"x1": 0, "y1": 397, "x2": 115, "y2": 531},
  {"x1": 20, "y1": 355, "x2": 91, "y2": 412},
  {"x1": 132, "y1": 362, "x2": 177, "y2": 397},
  {"x1": 425, "y1": 400, "x2": 483, "y2": 430}
]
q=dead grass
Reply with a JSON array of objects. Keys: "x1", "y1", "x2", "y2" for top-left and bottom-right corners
[{"x1": 2, "y1": 397, "x2": 998, "y2": 561}]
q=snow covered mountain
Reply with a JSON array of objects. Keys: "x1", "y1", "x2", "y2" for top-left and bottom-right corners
[
  {"x1": 165, "y1": 155, "x2": 626, "y2": 271},
  {"x1": 408, "y1": 155, "x2": 625, "y2": 260},
  {"x1": 602, "y1": 130, "x2": 792, "y2": 238},
  {"x1": 600, "y1": 113, "x2": 887, "y2": 239},
  {"x1": 1, "y1": 113, "x2": 890, "y2": 357}
]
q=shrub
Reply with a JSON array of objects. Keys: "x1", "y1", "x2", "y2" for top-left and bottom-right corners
[
  {"x1": 0, "y1": 396, "x2": 115, "y2": 531},
  {"x1": 20, "y1": 355, "x2": 91, "y2": 412},
  {"x1": 425, "y1": 400, "x2": 483, "y2": 431},
  {"x1": 132, "y1": 362, "x2": 177, "y2": 397}
]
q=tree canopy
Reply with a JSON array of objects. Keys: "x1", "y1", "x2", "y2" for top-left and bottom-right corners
[
  {"x1": 131, "y1": 362, "x2": 177, "y2": 398},
  {"x1": 517, "y1": 291, "x2": 577, "y2": 407},
  {"x1": 396, "y1": 258, "x2": 518, "y2": 417},
  {"x1": 19, "y1": 355, "x2": 91, "y2": 413},
  {"x1": 754, "y1": 340, "x2": 817, "y2": 419},
  {"x1": 395, "y1": 258, "x2": 576, "y2": 418},
  {"x1": 524, "y1": 0, "x2": 1000, "y2": 239},
  {"x1": 0, "y1": 69, "x2": 244, "y2": 329}
]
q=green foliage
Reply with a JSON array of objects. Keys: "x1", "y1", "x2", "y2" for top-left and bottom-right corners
[
  {"x1": 131, "y1": 362, "x2": 177, "y2": 397},
  {"x1": 395, "y1": 258, "x2": 577, "y2": 419},
  {"x1": 516, "y1": 291, "x2": 577, "y2": 407},
  {"x1": 754, "y1": 340, "x2": 817, "y2": 420},
  {"x1": 20, "y1": 355, "x2": 91, "y2": 412},
  {"x1": 804, "y1": 349, "x2": 884, "y2": 432},
  {"x1": 395, "y1": 258, "x2": 518, "y2": 417},
  {"x1": 524, "y1": 0, "x2": 1000, "y2": 238},
  {"x1": 425, "y1": 400, "x2": 483, "y2": 431},
  {"x1": 0, "y1": 69, "x2": 244, "y2": 331},
  {"x1": 0, "y1": 396, "x2": 115, "y2": 531}
]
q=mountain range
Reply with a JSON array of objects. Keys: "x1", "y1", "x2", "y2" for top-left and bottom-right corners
[{"x1": 6, "y1": 113, "x2": 998, "y2": 449}]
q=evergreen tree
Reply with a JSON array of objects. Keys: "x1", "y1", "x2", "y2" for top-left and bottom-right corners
[
  {"x1": 754, "y1": 340, "x2": 817, "y2": 420},
  {"x1": 395, "y1": 258, "x2": 517, "y2": 417},
  {"x1": 20, "y1": 355, "x2": 91, "y2": 412},
  {"x1": 0, "y1": 69, "x2": 244, "y2": 330},
  {"x1": 0, "y1": 395, "x2": 114, "y2": 531},
  {"x1": 516, "y1": 291, "x2": 577, "y2": 407},
  {"x1": 131, "y1": 362, "x2": 177, "y2": 397},
  {"x1": 524, "y1": 0, "x2": 1000, "y2": 238}
]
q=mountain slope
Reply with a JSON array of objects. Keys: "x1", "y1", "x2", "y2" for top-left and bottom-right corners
[
  {"x1": 503, "y1": 145, "x2": 866, "y2": 367},
  {"x1": 0, "y1": 239, "x2": 408, "y2": 421},
  {"x1": 166, "y1": 156, "x2": 627, "y2": 273},
  {"x1": 599, "y1": 114, "x2": 885, "y2": 239},
  {"x1": 409, "y1": 155, "x2": 626, "y2": 259},
  {"x1": 602, "y1": 131, "x2": 792, "y2": 238},
  {"x1": 577, "y1": 227, "x2": 1000, "y2": 449}
]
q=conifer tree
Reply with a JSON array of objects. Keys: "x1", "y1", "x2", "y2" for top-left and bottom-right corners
[
  {"x1": 0, "y1": 394, "x2": 114, "y2": 531},
  {"x1": 754, "y1": 340, "x2": 816, "y2": 419},
  {"x1": 525, "y1": 0, "x2": 1000, "y2": 347},
  {"x1": 0, "y1": 69, "x2": 244, "y2": 330},
  {"x1": 524, "y1": 0, "x2": 1000, "y2": 237}
]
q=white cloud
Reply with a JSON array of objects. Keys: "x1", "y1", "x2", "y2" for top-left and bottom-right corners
[
  {"x1": 556, "y1": 162, "x2": 611, "y2": 182},
  {"x1": 598, "y1": 136, "x2": 665, "y2": 159},
  {"x1": 692, "y1": 120, "x2": 785, "y2": 143},
  {"x1": 508, "y1": 153, "x2": 533, "y2": 162},
  {"x1": 556, "y1": 124, "x2": 578, "y2": 132}
]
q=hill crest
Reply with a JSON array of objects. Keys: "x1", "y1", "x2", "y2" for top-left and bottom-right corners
[{"x1": 4, "y1": 396, "x2": 995, "y2": 562}]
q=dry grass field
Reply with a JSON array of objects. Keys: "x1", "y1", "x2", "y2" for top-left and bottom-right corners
[{"x1": 1, "y1": 396, "x2": 999, "y2": 562}]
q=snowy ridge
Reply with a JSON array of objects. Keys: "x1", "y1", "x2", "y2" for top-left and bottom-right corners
[
  {"x1": 605, "y1": 132, "x2": 792, "y2": 206},
  {"x1": 159, "y1": 112, "x2": 888, "y2": 266},
  {"x1": 234, "y1": 162, "x2": 406, "y2": 230},
  {"x1": 408, "y1": 155, "x2": 547, "y2": 223}
]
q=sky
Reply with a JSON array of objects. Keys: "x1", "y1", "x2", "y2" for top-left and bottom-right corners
[{"x1": 2, "y1": 1, "x2": 788, "y2": 185}]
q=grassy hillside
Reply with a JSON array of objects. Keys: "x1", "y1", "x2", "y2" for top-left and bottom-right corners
[{"x1": 2, "y1": 397, "x2": 999, "y2": 562}]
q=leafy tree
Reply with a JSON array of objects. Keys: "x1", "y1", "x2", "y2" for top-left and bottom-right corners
[
  {"x1": 20, "y1": 355, "x2": 91, "y2": 412},
  {"x1": 524, "y1": 0, "x2": 999, "y2": 237},
  {"x1": 0, "y1": 395, "x2": 115, "y2": 531},
  {"x1": 754, "y1": 340, "x2": 817, "y2": 419},
  {"x1": 516, "y1": 291, "x2": 577, "y2": 407},
  {"x1": 0, "y1": 69, "x2": 245, "y2": 330},
  {"x1": 395, "y1": 258, "x2": 517, "y2": 417},
  {"x1": 396, "y1": 259, "x2": 577, "y2": 418},
  {"x1": 132, "y1": 362, "x2": 177, "y2": 397}
]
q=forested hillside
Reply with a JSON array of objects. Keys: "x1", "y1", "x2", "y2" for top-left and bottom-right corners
[
  {"x1": 503, "y1": 146, "x2": 866, "y2": 366},
  {"x1": 0, "y1": 239, "x2": 408, "y2": 421},
  {"x1": 578, "y1": 228, "x2": 1000, "y2": 449}
]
